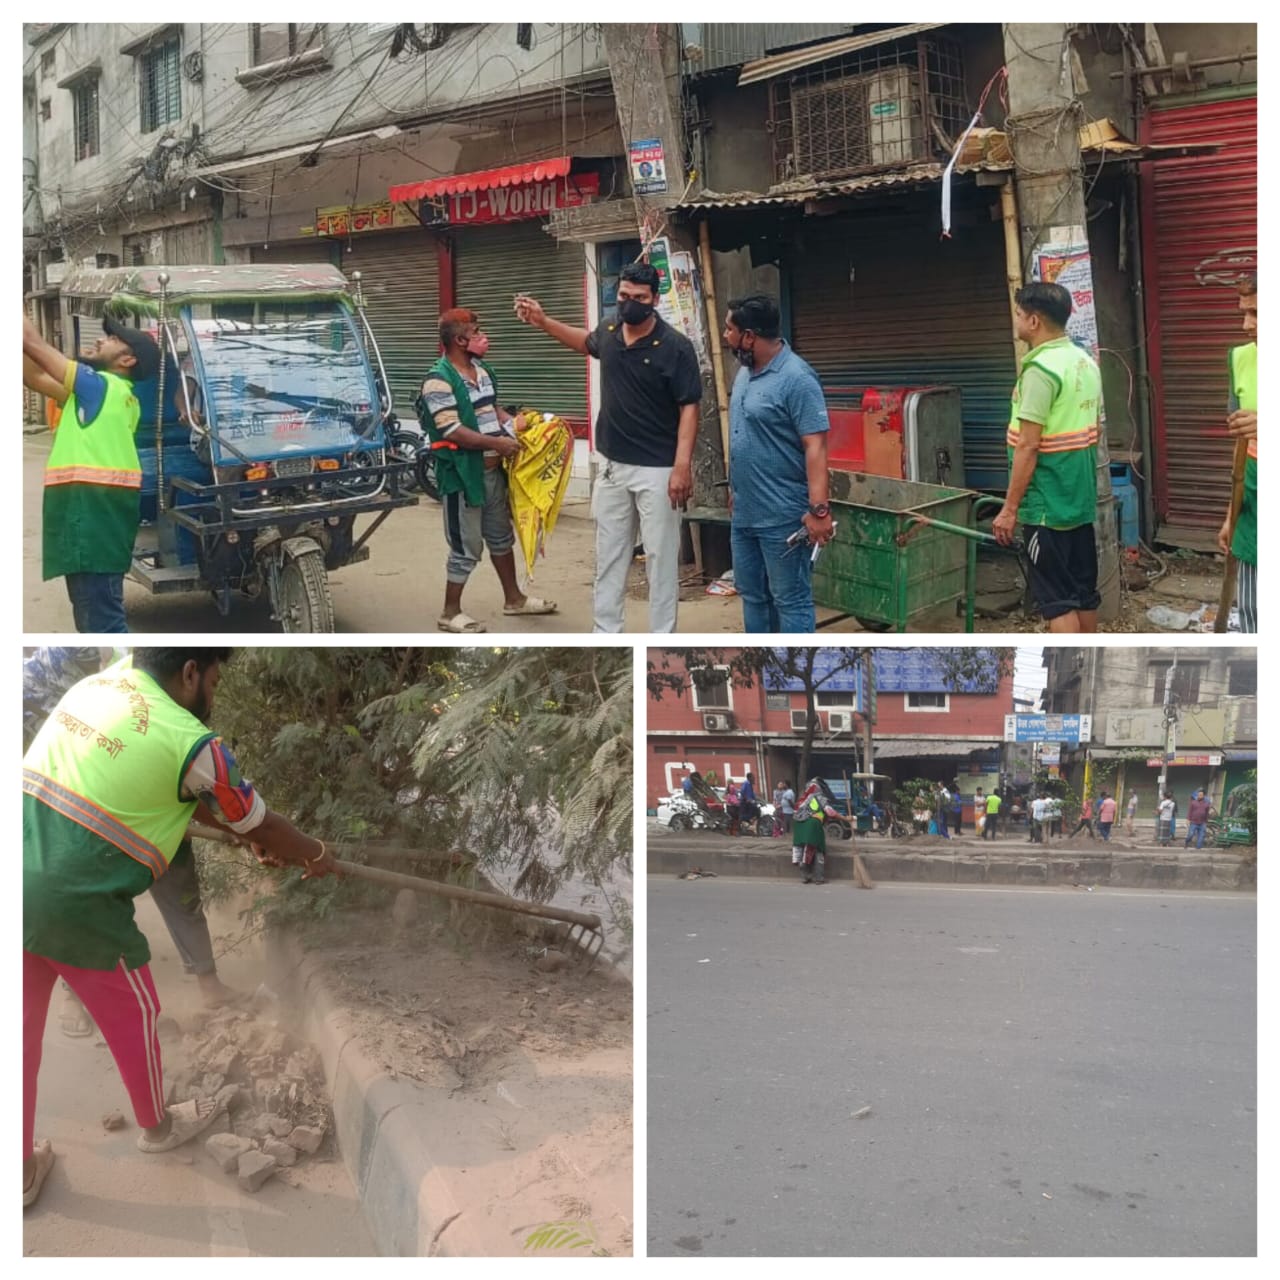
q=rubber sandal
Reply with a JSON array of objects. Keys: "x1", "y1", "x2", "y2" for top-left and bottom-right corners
[
  {"x1": 502, "y1": 596, "x2": 558, "y2": 616},
  {"x1": 60, "y1": 1005, "x2": 94, "y2": 1038},
  {"x1": 23, "y1": 1140, "x2": 54, "y2": 1208},
  {"x1": 437, "y1": 612, "x2": 487, "y2": 633},
  {"x1": 136, "y1": 1096, "x2": 226, "y2": 1154}
]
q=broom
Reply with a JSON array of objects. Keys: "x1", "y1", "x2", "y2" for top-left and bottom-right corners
[{"x1": 1214, "y1": 437, "x2": 1249, "y2": 633}]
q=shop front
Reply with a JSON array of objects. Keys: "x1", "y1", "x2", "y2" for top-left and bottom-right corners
[
  {"x1": 871, "y1": 739, "x2": 1002, "y2": 829},
  {"x1": 648, "y1": 738, "x2": 766, "y2": 808}
]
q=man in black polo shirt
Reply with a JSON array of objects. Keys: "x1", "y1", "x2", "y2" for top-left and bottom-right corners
[{"x1": 515, "y1": 263, "x2": 703, "y2": 632}]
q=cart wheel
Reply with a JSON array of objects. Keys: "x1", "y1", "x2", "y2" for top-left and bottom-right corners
[
  {"x1": 669, "y1": 814, "x2": 692, "y2": 831},
  {"x1": 277, "y1": 550, "x2": 336, "y2": 633},
  {"x1": 855, "y1": 617, "x2": 893, "y2": 633}
]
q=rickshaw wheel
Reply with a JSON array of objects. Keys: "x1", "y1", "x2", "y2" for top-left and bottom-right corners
[
  {"x1": 277, "y1": 550, "x2": 336, "y2": 633},
  {"x1": 825, "y1": 819, "x2": 848, "y2": 841},
  {"x1": 669, "y1": 814, "x2": 691, "y2": 831}
]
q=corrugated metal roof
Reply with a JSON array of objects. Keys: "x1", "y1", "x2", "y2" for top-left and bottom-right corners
[
  {"x1": 685, "y1": 24, "x2": 856, "y2": 74},
  {"x1": 872, "y1": 740, "x2": 1000, "y2": 759},
  {"x1": 738, "y1": 22, "x2": 950, "y2": 86},
  {"x1": 678, "y1": 162, "x2": 1008, "y2": 211}
]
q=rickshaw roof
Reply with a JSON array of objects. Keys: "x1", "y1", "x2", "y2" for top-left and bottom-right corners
[{"x1": 59, "y1": 263, "x2": 353, "y2": 306}]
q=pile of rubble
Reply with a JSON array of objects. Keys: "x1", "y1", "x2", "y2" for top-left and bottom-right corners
[{"x1": 163, "y1": 1000, "x2": 333, "y2": 1194}]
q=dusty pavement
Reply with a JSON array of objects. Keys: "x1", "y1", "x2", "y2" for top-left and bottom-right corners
[
  {"x1": 648, "y1": 877, "x2": 1256, "y2": 1257},
  {"x1": 23, "y1": 895, "x2": 374, "y2": 1257},
  {"x1": 24, "y1": 430, "x2": 1216, "y2": 633}
]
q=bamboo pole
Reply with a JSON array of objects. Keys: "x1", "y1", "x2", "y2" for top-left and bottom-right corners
[
  {"x1": 1000, "y1": 181, "x2": 1029, "y2": 373},
  {"x1": 1215, "y1": 437, "x2": 1249, "y2": 631},
  {"x1": 698, "y1": 218, "x2": 732, "y2": 475}
]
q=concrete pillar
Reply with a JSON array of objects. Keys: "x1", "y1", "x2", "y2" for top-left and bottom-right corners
[
  {"x1": 602, "y1": 23, "x2": 727, "y2": 508},
  {"x1": 1003, "y1": 23, "x2": 1121, "y2": 622}
]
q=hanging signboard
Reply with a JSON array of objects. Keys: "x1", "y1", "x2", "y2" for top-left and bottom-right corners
[
  {"x1": 418, "y1": 173, "x2": 600, "y2": 227},
  {"x1": 1004, "y1": 713, "x2": 1092, "y2": 743},
  {"x1": 315, "y1": 202, "x2": 417, "y2": 237},
  {"x1": 629, "y1": 138, "x2": 668, "y2": 195},
  {"x1": 1145, "y1": 753, "x2": 1222, "y2": 768}
]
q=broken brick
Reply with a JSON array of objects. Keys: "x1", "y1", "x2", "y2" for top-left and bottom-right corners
[
  {"x1": 206, "y1": 1133, "x2": 254, "y2": 1174},
  {"x1": 262, "y1": 1138, "x2": 297, "y2": 1167},
  {"x1": 237, "y1": 1150, "x2": 278, "y2": 1192},
  {"x1": 286, "y1": 1125, "x2": 324, "y2": 1154}
]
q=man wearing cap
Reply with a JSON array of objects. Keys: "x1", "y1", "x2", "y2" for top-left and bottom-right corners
[{"x1": 22, "y1": 314, "x2": 160, "y2": 633}]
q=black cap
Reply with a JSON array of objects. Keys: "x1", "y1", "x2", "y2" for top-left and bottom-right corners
[{"x1": 102, "y1": 314, "x2": 161, "y2": 384}]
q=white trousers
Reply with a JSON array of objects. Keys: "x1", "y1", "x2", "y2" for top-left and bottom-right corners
[{"x1": 591, "y1": 456, "x2": 680, "y2": 633}]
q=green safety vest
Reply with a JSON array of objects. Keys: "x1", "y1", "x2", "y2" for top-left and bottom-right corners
[
  {"x1": 1230, "y1": 342, "x2": 1257, "y2": 566},
  {"x1": 1007, "y1": 338, "x2": 1101, "y2": 530},
  {"x1": 419, "y1": 355, "x2": 500, "y2": 508},
  {"x1": 23, "y1": 658, "x2": 214, "y2": 881},
  {"x1": 43, "y1": 366, "x2": 143, "y2": 580}
]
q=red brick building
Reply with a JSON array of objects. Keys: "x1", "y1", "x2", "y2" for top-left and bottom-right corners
[{"x1": 647, "y1": 648, "x2": 1013, "y2": 823}]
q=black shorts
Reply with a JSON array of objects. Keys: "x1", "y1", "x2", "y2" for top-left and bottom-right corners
[{"x1": 1023, "y1": 523, "x2": 1101, "y2": 619}]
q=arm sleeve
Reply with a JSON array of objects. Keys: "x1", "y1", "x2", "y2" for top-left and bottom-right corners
[
  {"x1": 673, "y1": 338, "x2": 704, "y2": 405},
  {"x1": 584, "y1": 322, "x2": 607, "y2": 360},
  {"x1": 421, "y1": 376, "x2": 462, "y2": 436},
  {"x1": 792, "y1": 369, "x2": 831, "y2": 436},
  {"x1": 1014, "y1": 366, "x2": 1057, "y2": 426},
  {"x1": 70, "y1": 361, "x2": 110, "y2": 427},
  {"x1": 180, "y1": 738, "x2": 267, "y2": 834}
]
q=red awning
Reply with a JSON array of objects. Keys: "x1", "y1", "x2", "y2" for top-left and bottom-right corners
[{"x1": 389, "y1": 156, "x2": 572, "y2": 203}]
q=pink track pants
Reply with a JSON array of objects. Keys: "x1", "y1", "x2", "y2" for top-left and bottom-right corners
[{"x1": 24, "y1": 950, "x2": 166, "y2": 1160}]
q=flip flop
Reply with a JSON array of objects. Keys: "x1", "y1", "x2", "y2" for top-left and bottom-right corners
[
  {"x1": 437, "y1": 612, "x2": 487, "y2": 633},
  {"x1": 503, "y1": 596, "x2": 558, "y2": 616},
  {"x1": 136, "y1": 1096, "x2": 226, "y2": 1154},
  {"x1": 60, "y1": 1006, "x2": 94, "y2": 1038},
  {"x1": 23, "y1": 1140, "x2": 54, "y2": 1208}
]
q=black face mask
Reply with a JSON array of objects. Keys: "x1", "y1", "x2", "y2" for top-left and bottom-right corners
[
  {"x1": 733, "y1": 340, "x2": 755, "y2": 369},
  {"x1": 618, "y1": 298, "x2": 655, "y2": 326}
]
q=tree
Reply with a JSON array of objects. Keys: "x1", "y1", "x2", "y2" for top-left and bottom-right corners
[
  {"x1": 215, "y1": 647, "x2": 631, "y2": 906},
  {"x1": 648, "y1": 647, "x2": 1014, "y2": 785}
]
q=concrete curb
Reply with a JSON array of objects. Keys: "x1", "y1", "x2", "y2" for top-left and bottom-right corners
[
  {"x1": 647, "y1": 842, "x2": 1256, "y2": 891},
  {"x1": 265, "y1": 929, "x2": 478, "y2": 1256}
]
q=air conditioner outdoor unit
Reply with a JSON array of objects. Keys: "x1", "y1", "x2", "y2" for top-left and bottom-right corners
[
  {"x1": 792, "y1": 65, "x2": 923, "y2": 177},
  {"x1": 702, "y1": 713, "x2": 733, "y2": 732},
  {"x1": 790, "y1": 710, "x2": 811, "y2": 731},
  {"x1": 827, "y1": 711, "x2": 853, "y2": 733}
]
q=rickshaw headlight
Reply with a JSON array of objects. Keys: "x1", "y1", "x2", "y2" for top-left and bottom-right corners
[
  {"x1": 316, "y1": 458, "x2": 340, "y2": 471},
  {"x1": 245, "y1": 464, "x2": 270, "y2": 482}
]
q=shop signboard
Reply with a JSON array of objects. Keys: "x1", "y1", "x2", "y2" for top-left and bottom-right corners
[
  {"x1": 419, "y1": 173, "x2": 600, "y2": 226},
  {"x1": 1004, "y1": 713, "x2": 1092, "y2": 743}
]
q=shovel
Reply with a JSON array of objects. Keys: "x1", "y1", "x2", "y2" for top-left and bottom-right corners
[{"x1": 186, "y1": 824, "x2": 605, "y2": 970}]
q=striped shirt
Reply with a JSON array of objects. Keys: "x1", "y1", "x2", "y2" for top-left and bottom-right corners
[{"x1": 421, "y1": 364, "x2": 505, "y2": 456}]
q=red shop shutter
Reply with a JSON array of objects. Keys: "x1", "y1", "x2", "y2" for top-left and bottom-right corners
[{"x1": 1140, "y1": 94, "x2": 1256, "y2": 548}]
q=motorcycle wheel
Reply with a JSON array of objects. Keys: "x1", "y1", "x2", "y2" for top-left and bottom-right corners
[
  {"x1": 276, "y1": 550, "x2": 336, "y2": 633},
  {"x1": 389, "y1": 431, "x2": 424, "y2": 495},
  {"x1": 414, "y1": 447, "x2": 441, "y2": 502},
  {"x1": 755, "y1": 816, "x2": 775, "y2": 837}
]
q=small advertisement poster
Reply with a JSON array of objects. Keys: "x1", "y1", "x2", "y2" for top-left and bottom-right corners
[
  {"x1": 1030, "y1": 225, "x2": 1099, "y2": 358},
  {"x1": 629, "y1": 138, "x2": 668, "y2": 195},
  {"x1": 649, "y1": 238, "x2": 712, "y2": 379}
]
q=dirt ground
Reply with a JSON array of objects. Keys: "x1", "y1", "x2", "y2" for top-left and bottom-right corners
[{"x1": 300, "y1": 907, "x2": 634, "y2": 1257}]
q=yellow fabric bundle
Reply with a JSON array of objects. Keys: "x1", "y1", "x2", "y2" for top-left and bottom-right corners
[{"x1": 506, "y1": 409, "x2": 574, "y2": 577}]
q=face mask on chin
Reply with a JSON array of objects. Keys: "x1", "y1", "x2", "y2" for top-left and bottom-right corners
[
  {"x1": 733, "y1": 341, "x2": 755, "y2": 369},
  {"x1": 618, "y1": 298, "x2": 655, "y2": 326}
]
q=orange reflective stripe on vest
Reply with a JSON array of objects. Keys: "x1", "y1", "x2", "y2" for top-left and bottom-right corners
[
  {"x1": 22, "y1": 767, "x2": 167, "y2": 880},
  {"x1": 1004, "y1": 426, "x2": 1099, "y2": 453},
  {"x1": 45, "y1": 464, "x2": 143, "y2": 488},
  {"x1": 1248, "y1": 438, "x2": 1258, "y2": 460}
]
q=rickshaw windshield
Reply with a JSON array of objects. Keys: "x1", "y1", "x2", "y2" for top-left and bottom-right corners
[{"x1": 186, "y1": 299, "x2": 380, "y2": 463}]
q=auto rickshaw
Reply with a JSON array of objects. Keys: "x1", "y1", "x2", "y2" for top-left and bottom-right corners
[{"x1": 57, "y1": 263, "x2": 418, "y2": 632}]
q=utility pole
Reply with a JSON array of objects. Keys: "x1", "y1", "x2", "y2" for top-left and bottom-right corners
[
  {"x1": 1003, "y1": 24, "x2": 1120, "y2": 622},
  {"x1": 602, "y1": 24, "x2": 726, "y2": 506},
  {"x1": 1158, "y1": 652, "x2": 1178, "y2": 797},
  {"x1": 861, "y1": 649, "x2": 876, "y2": 795}
]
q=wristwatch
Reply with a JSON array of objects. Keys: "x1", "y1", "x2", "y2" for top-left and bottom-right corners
[{"x1": 807, "y1": 502, "x2": 831, "y2": 519}]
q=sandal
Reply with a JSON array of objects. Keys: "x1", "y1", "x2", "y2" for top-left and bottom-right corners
[
  {"x1": 136, "y1": 1096, "x2": 226, "y2": 1154},
  {"x1": 502, "y1": 596, "x2": 557, "y2": 616},
  {"x1": 437, "y1": 612, "x2": 487, "y2": 634},
  {"x1": 23, "y1": 1140, "x2": 54, "y2": 1208},
  {"x1": 60, "y1": 1001, "x2": 94, "y2": 1039}
]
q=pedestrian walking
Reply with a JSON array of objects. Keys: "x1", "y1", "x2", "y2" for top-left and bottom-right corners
[
  {"x1": 23, "y1": 648, "x2": 340, "y2": 1208},
  {"x1": 1185, "y1": 789, "x2": 1212, "y2": 850},
  {"x1": 1157, "y1": 790, "x2": 1176, "y2": 845},
  {"x1": 515, "y1": 265, "x2": 703, "y2": 633},
  {"x1": 1216, "y1": 273, "x2": 1257, "y2": 633},
  {"x1": 950, "y1": 786, "x2": 963, "y2": 836},
  {"x1": 1048, "y1": 794, "x2": 1064, "y2": 840},
  {"x1": 984, "y1": 788, "x2": 1002, "y2": 840},
  {"x1": 1125, "y1": 791, "x2": 1138, "y2": 835},
  {"x1": 974, "y1": 788, "x2": 986, "y2": 836},
  {"x1": 723, "y1": 294, "x2": 834, "y2": 632},
  {"x1": 771, "y1": 780, "x2": 787, "y2": 837},
  {"x1": 934, "y1": 785, "x2": 951, "y2": 839},
  {"x1": 22, "y1": 315, "x2": 162, "y2": 633},
  {"x1": 419, "y1": 309, "x2": 556, "y2": 633},
  {"x1": 992, "y1": 282, "x2": 1103, "y2": 633},
  {"x1": 1030, "y1": 793, "x2": 1046, "y2": 844},
  {"x1": 779, "y1": 780, "x2": 795, "y2": 835},
  {"x1": 1097, "y1": 791, "x2": 1117, "y2": 842},
  {"x1": 1069, "y1": 795, "x2": 1095, "y2": 839}
]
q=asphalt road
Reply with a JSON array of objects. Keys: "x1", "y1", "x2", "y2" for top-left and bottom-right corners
[
  {"x1": 24, "y1": 896, "x2": 374, "y2": 1256},
  {"x1": 648, "y1": 878, "x2": 1256, "y2": 1257}
]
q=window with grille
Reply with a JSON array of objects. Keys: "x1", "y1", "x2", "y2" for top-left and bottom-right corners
[
  {"x1": 1150, "y1": 662, "x2": 1206, "y2": 706},
  {"x1": 815, "y1": 691, "x2": 856, "y2": 709},
  {"x1": 140, "y1": 37, "x2": 181, "y2": 133},
  {"x1": 251, "y1": 24, "x2": 323, "y2": 67},
  {"x1": 72, "y1": 79, "x2": 99, "y2": 160},
  {"x1": 40, "y1": 49, "x2": 55, "y2": 79},
  {"x1": 905, "y1": 691, "x2": 948, "y2": 712},
  {"x1": 1227, "y1": 663, "x2": 1256, "y2": 697},
  {"x1": 690, "y1": 666, "x2": 732, "y2": 711}
]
